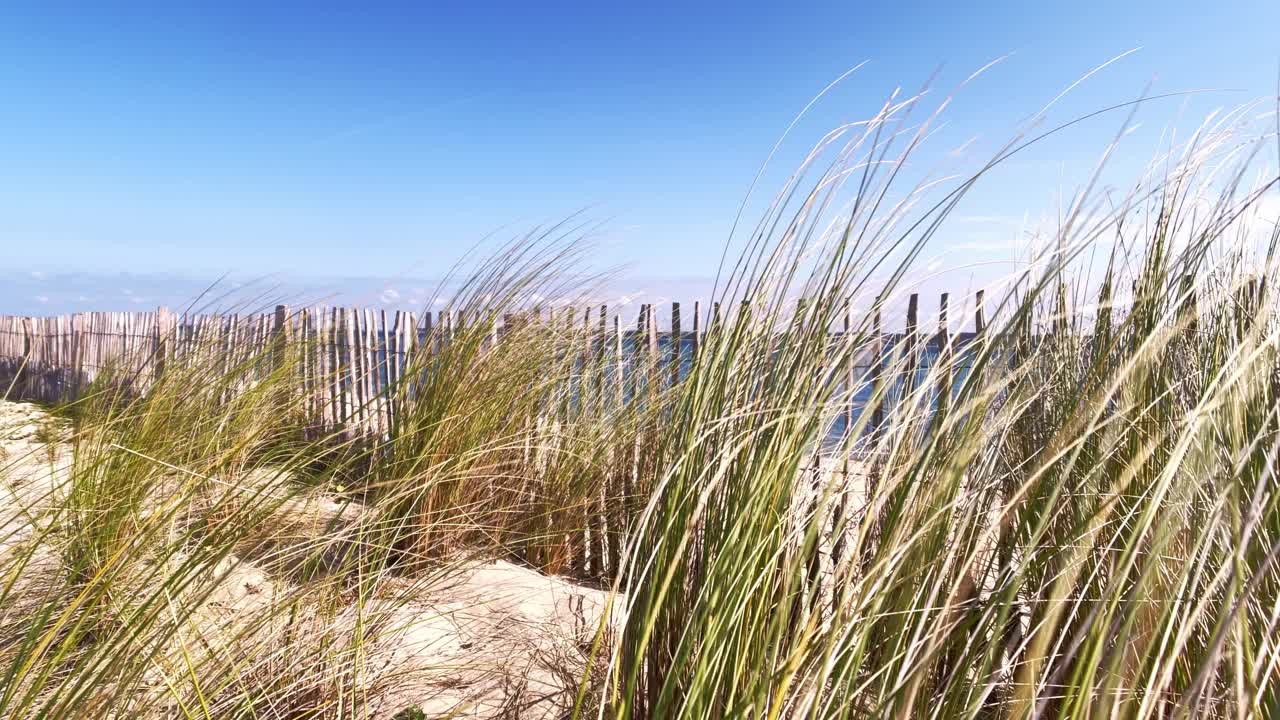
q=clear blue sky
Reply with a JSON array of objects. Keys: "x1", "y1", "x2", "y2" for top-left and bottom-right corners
[{"x1": 1, "y1": 0, "x2": 1278, "y2": 313}]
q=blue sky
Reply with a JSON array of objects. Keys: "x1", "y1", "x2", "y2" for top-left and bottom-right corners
[{"x1": 1, "y1": 0, "x2": 1278, "y2": 314}]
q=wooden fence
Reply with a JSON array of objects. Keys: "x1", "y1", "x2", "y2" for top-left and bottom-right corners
[
  {"x1": 0, "y1": 293, "x2": 986, "y2": 436},
  {"x1": 0, "y1": 294, "x2": 992, "y2": 582}
]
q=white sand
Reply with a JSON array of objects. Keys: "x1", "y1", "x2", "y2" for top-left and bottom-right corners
[{"x1": 0, "y1": 400, "x2": 622, "y2": 718}]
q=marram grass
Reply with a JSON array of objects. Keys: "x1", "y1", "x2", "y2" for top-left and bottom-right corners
[
  {"x1": 603, "y1": 94, "x2": 1280, "y2": 719},
  {"x1": 1, "y1": 89, "x2": 1279, "y2": 719}
]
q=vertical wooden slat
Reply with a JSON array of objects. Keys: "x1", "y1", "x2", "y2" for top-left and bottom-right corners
[
  {"x1": 422, "y1": 310, "x2": 434, "y2": 359},
  {"x1": 330, "y1": 307, "x2": 344, "y2": 430},
  {"x1": 937, "y1": 293, "x2": 952, "y2": 415},
  {"x1": 366, "y1": 307, "x2": 378, "y2": 430},
  {"x1": 348, "y1": 308, "x2": 362, "y2": 432},
  {"x1": 634, "y1": 305, "x2": 647, "y2": 401},
  {"x1": 670, "y1": 301, "x2": 681, "y2": 387},
  {"x1": 260, "y1": 313, "x2": 271, "y2": 380},
  {"x1": 974, "y1": 289, "x2": 987, "y2": 337},
  {"x1": 388, "y1": 310, "x2": 402, "y2": 436},
  {"x1": 592, "y1": 303, "x2": 605, "y2": 367},
  {"x1": 904, "y1": 293, "x2": 920, "y2": 397},
  {"x1": 579, "y1": 305, "x2": 592, "y2": 422},
  {"x1": 314, "y1": 309, "x2": 326, "y2": 427},
  {"x1": 71, "y1": 312, "x2": 83, "y2": 396},
  {"x1": 348, "y1": 308, "x2": 366, "y2": 435},
  {"x1": 297, "y1": 308, "x2": 310, "y2": 427},
  {"x1": 609, "y1": 312, "x2": 624, "y2": 573},
  {"x1": 154, "y1": 307, "x2": 169, "y2": 389},
  {"x1": 402, "y1": 310, "x2": 417, "y2": 434},
  {"x1": 870, "y1": 297, "x2": 884, "y2": 437},
  {"x1": 309, "y1": 308, "x2": 321, "y2": 428},
  {"x1": 313, "y1": 308, "x2": 326, "y2": 429},
  {"x1": 614, "y1": 314, "x2": 624, "y2": 407},
  {"x1": 120, "y1": 312, "x2": 129, "y2": 385},
  {"x1": 86, "y1": 313, "x2": 94, "y2": 383},
  {"x1": 361, "y1": 308, "x2": 377, "y2": 435},
  {"x1": 377, "y1": 308, "x2": 391, "y2": 437},
  {"x1": 311, "y1": 308, "x2": 322, "y2": 428},
  {"x1": 691, "y1": 300, "x2": 702, "y2": 362},
  {"x1": 562, "y1": 306, "x2": 576, "y2": 421},
  {"x1": 97, "y1": 312, "x2": 105, "y2": 383},
  {"x1": 646, "y1": 304, "x2": 659, "y2": 359},
  {"x1": 273, "y1": 305, "x2": 289, "y2": 374},
  {"x1": 338, "y1": 309, "x2": 353, "y2": 431},
  {"x1": 220, "y1": 314, "x2": 235, "y2": 403},
  {"x1": 364, "y1": 309, "x2": 377, "y2": 436},
  {"x1": 366, "y1": 309, "x2": 380, "y2": 436},
  {"x1": 20, "y1": 317, "x2": 32, "y2": 399}
]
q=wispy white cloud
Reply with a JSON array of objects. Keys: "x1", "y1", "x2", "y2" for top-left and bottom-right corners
[{"x1": 34, "y1": 295, "x2": 48, "y2": 304}]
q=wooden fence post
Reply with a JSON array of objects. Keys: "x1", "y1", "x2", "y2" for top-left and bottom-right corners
[
  {"x1": 870, "y1": 297, "x2": 884, "y2": 438},
  {"x1": 614, "y1": 314, "x2": 624, "y2": 406},
  {"x1": 635, "y1": 305, "x2": 648, "y2": 398},
  {"x1": 596, "y1": 304, "x2": 607, "y2": 369},
  {"x1": 904, "y1": 293, "x2": 920, "y2": 397},
  {"x1": 937, "y1": 293, "x2": 951, "y2": 416},
  {"x1": 670, "y1": 301, "x2": 681, "y2": 387},
  {"x1": 272, "y1": 305, "x2": 289, "y2": 370},
  {"x1": 974, "y1": 289, "x2": 986, "y2": 338},
  {"x1": 646, "y1": 305, "x2": 659, "y2": 359},
  {"x1": 74, "y1": 313, "x2": 85, "y2": 396},
  {"x1": 20, "y1": 316, "x2": 33, "y2": 399},
  {"x1": 421, "y1": 309, "x2": 434, "y2": 361},
  {"x1": 153, "y1": 307, "x2": 172, "y2": 390}
]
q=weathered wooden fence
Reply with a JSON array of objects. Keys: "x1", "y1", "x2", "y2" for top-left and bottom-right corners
[
  {"x1": 0, "y1": 293, "x2": 986, "y2": 437},
  {"x1": 1, "y1": 294, "x2": 991, "y2": 583}
]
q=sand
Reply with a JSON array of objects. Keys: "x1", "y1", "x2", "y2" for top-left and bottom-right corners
[{"x1": 0, "y1": 400, "x2": 622, "y2": 718}]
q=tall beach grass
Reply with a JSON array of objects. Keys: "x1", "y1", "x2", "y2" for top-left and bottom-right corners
[{"x1": 1, "y1": 82, "x2": 1278, "y2": 718}]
